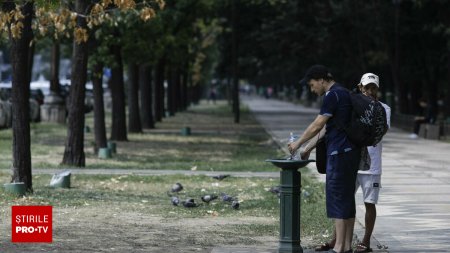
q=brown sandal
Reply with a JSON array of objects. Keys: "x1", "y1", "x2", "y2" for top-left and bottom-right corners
[
  {"x1": 314, "y1": 242, "x2": 331, "y2": 251},
  {"x1": 354, "y1": 243, "x2": 372, "y2": 253}
]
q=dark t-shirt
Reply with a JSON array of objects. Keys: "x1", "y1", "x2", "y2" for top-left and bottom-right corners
[{"x1": 319, "y1": 83, "x2": 355, "y2": 156}]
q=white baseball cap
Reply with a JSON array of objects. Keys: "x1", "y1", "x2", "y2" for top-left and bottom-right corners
[{"x1": 359, "y1": 73, "x2": 379, "y2": 87}]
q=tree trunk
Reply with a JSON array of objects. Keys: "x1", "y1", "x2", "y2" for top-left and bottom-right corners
[
  {"x1": 231, "y1": 0, "x2": 240, "y2": 123},
  {"x1": 226, "y1": 77, "x2": 232, "y2": 106},
  {"x1": 8, "y1": 1, "x2": 33, "y2": 191},
  {"x1": 27, "y1": 41, "x2": 34, "y2": 85},
  {"x1": 128, "y1": 63, "x2": 142, "y2": 133},
  {"x1": 62, "y1": 0, "x2": 89, "y2": 167},
  {"x1": 109, "y1": 44, "x2": 128, "y2": 141},
  {"x1": 50, "y1": 41, "x2": 61, "y2": 94},
  {"x1": 167, "y1": 64, "x2": 175, "y2": 116},
  {"x1": 92, "y1": 62, "x2": 107, "y2": 153},
  {"x1": 139, "y1": 64, "x2": 155, "y2": 129},
  {"x1": 392, "y1": 1, "x2": 408, "y2": 114},
  {"x1": 154, "y1": 56, "x2": 166, "y2": 121},
  {"x1": 154, "y1": 67, "x2": 162, "y2": 122},
  {"x1": 174, "y1": 66, "x2": 182, "y2": 112},
  {"x1": 181, "y1": 65, "x2": 188, "y2": 111}
]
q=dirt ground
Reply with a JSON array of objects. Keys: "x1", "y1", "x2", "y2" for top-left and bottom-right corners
[{"x1": 0, "y1": 203, "x2": 316, "y2": 253}]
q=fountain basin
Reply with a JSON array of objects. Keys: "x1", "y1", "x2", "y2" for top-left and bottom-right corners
[{"x1": 265, "y1": 159, "x2": 315, "y2": 170}]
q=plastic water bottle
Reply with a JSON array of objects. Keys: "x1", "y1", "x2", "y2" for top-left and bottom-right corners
[{"x1": 288, "y1": 132, "x2": 299, "y2": 160}]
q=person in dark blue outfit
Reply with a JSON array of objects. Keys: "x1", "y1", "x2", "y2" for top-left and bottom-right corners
[
  {"x1": 409, "y1": 97, "x2": 436, "y2": 139},
  {"x1": 288, "y1": 65, "x2": 360, "y2": 253}
]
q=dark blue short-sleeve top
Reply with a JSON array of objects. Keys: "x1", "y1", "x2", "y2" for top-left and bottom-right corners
[{"x1": 319, "y1": 83, "x2": 355, "y2": 155}]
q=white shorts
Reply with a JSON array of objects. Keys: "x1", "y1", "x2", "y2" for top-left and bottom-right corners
[{"x1": 355, "y1": 174, "x2": 381, "y2": 204}]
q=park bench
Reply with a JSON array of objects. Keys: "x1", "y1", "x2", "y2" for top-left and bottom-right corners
[
  {"x1": 440, "y1": 118, "x2": 450, "y2": 140},
  {"x1": 392, "y1": 113, "x2": 450, "y2": 140},
  {"x1": 422, "y1": 117, "x2": 450, "y2": 140}
]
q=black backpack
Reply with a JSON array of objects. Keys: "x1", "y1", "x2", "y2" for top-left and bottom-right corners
[{"x1": 342, "y1": 92, "x2": 388, "y2": 147}]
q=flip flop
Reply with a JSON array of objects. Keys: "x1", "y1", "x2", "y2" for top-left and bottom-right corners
[
  {"x1": 354, "y1": 243, "x2": 373, "y2": 253},
  {"x1": 315, "y1": 242, "x2": 331, "y2": 251}
]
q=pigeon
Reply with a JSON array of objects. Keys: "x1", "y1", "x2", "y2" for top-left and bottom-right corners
[
  {"x1": 182, "y1": 198, "x2": 200, "y2": 208},
  {"x1": 171, "y1": 196, "x2": 180, "y2": 206},
  {"x1": 302, "y1": 190, "x2": 311, "y2": 198},
  {"x1": 268, "y1": 185, "x2": 281, "y2": 195},
  {"x1": 212, "y1": 174, "x2": 230, "y2": 181},
  {"x1": 231, "y1": 200, "x2": 240, "y2": 210},
  {"x1": 171, "y1": 182, "x2": 183, "y2": 193},
  {"x1": 268, "y1": 185, "x2": 281, "y2": 198},
  {"x1": 201, "y1": 194, "x2": 218, "y2": 203},
  {"x1": 220, "y1": 193, "x2": 235, "y2": 202}
]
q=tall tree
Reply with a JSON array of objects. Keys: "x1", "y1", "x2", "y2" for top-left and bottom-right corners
[
  {"x1": 128, "y1": 63, "x2": 142, "y2": 133},
  {"x1": 139, "y1": 64, "x2": 155, "y2": 129},
  {"x1": 154, "y1": 55, "x2": 166, "y2": 121},
  {"x1": 62, "y1": 0, "x2": 89, "y2": 166},
  {"x1": 49, "y1": 41, "x2": 61, "y2": 94},
  {"x1": 167, "y1": 63, "x2": 176, "y2": 116},
  {"x1": 109, "y1": 43, "x2": 128, "y2": 141},
  {"x1": 180, "y1": 62, "x2": 189, "y2": 110},
  {"x1": 231, "y1": 0, "x2": 239, "y2": 123},
  {"x1": 92, "y1": 61, "x2": 107, "y2": 153},
  {"x1": 5, "y1": 1, "x2": 34, "y2": 191}
]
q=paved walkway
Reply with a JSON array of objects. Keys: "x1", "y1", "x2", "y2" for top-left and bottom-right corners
[{"x1": 242, "y1": 95, "x2": 450, "y2": 253}]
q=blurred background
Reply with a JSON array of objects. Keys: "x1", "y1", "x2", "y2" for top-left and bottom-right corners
[{"x1": 1, "y1": 0, "x2": 449, "y2": 124}]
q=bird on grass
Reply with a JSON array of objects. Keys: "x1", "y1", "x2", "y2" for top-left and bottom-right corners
[
  {"x1": 182, "y1": 198, "x2": 201, "y2": 208},
  {"x1": 212, "y1": 174, "x2": 230, "y2": 181},
  {"x1": 268, "y1": 185, "x2": 281, "y2": 198},
  {"x1": 171, "y1": 182, "x2": 183, "y2": 193},
  {"x1": 220, "y1": 193, "x2": 235, "y2": 202},
  {"x1": 231, "y1": 200, "x2": 240, "y2": 210},
  {"x1": 171, "y1": 196, "x2": 180, "y2": 206},
  {"x1": 201, "y1": 194, "x2": 218, "y2": 203}
]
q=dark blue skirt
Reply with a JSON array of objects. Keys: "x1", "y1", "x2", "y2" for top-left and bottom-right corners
[{"x1": 326, "y1": 149, "x2": 360, "y2": 219}]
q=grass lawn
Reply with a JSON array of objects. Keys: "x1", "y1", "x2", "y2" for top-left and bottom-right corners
[
  {"x1": 0, "y1": 100, "x2": 333, "y2": 251},
  {"x1": 1, "y1": 101, "x2": 283, "y2": 171}
]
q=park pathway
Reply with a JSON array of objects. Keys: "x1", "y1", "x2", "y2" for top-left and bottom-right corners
[{"x1": 242, "y1": 95, "x2": 450, "y2": 253}]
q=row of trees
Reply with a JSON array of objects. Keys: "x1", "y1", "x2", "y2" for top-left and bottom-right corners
[
  {"x1": 214, "y1": 0, "x2": 450, "y2": 116},
  {"x1": 3, "y1": 0, "x2": 449, "y2": 192},
  {"x1": 1, "y1": 0, "x2": 225, "y2": 192}
]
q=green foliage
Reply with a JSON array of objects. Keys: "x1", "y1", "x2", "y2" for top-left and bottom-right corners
[
  {"x1": 214, "y1": 0, "x2": 450, "y2": 115},
  {"x1": 34, "y1": 0, "x2": 60, "y2": 9}
]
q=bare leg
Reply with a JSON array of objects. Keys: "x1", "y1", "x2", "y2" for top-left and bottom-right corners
[
  {"x1": 344, "y1": 218, "x2": 355, "y2": 251},
  {"x1": 334, "y1": 218, "x2": 355, "y2": 252},
  {"x1": 334, "y1": 219, "x2": 345, "y2": 252},
  {"x1": 329, "y1": 229, "x2": 336, "y2": 247},
  {"x1": 362, "y1": 203, "x2": 376, "y2": 247}
]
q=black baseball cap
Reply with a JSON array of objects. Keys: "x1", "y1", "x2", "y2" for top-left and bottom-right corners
[{"x1": 303, "y1": 65, "x2": 333, "y2": 82}]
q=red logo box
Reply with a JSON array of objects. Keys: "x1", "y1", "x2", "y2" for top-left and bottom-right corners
[{"x1": 12, "y1": 206, "x2": 52, "y2": 243}]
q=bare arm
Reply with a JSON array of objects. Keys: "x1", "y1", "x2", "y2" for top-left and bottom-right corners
[
  {"x1": 304, "y1": 127, "x2": 326, "y2": 152},
  {"x1": 300, "y1": 127, "x2": 326, "y2": 160},
  {"x1": 288, "y1": 114, "x2": 329, "y2": 154}
]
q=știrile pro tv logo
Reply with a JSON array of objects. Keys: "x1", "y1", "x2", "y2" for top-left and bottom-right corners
[{"x1": 12, "y1": 206, "x2": 52, "y2": 243}]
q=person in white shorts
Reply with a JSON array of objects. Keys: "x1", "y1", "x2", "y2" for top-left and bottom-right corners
[
  {"x1": 354, "y1": 73, "x2": 391, "y2": 253},
  {"x1": 312, "y1": 73, "x2": 391, "y2": 253}
]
